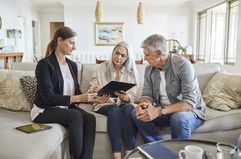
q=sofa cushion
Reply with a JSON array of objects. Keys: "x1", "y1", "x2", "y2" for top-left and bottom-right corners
[
  {"x1": 0, "y1": 108, "x2": 68, "y2": 159},
  {"x1": 203, "y1": 72, "x2": 241, "y2": 111},
  {"x1": 20, "y1": 76, "x2": 37, "y2": 105},
  {"x1": 79, "y1": 103, "x2": 107, "y2": 132},
  {"x1": 0, "y1": 70, "x2": 34, "y2": 111},
  {"x1": 194, "y1": 107, "x2": 241, "y2": 133},
  {"x1": 193, "y1": 63, "x2": 221, "y2": 93},
  {"x1": 80, "y1": 64, "x2": 97, "y2": 93},
  {"x1": 11, "y1": 62, "x2": 37, "y2": 71},
  {"x1": 136, "y1": 64, "x2": 146, "y2": 99}
]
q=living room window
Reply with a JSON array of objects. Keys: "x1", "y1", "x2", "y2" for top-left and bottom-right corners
[{"x1": 196, "y1": 0, "x2": 239, "y2": 64}]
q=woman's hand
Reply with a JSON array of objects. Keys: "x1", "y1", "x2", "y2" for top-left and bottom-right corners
[
  {"x1": 70, "y1": 93, "x2": 97, "y2": 103},
  {"x1": 92, "y1": 94, "x2": 111, "y2": 104},
  {"x1": 77, "y1": 93, "x2": 89, "y2": 102},
  {"x1": 88, "y1": 86, "x2": 99, "y2": 93},
  {"x1": 115, "y1": 90, "x2": 130, "y2": 103}
]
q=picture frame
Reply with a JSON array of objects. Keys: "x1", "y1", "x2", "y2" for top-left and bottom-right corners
[
  {"x1": 0, "y1": 16, "x2": 2, "y2": 30},
  {"x1": 6, "y1": 29, "x2": 22, "y2": 38},
  {"x1": 95, "y1": 22, "x2": 124, "y2": 46}
]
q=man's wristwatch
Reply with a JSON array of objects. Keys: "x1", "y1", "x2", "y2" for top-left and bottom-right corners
[{"x1": 161, "y1": 107, "x2": 168, "y2": 115}]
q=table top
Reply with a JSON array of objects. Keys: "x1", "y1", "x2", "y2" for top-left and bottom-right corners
[
  {"x1": 125, "y1": 139, "x2": 217, "y2": 159},
  {"x1": 0, "y1": 52, "x2": 23, "y2": 57}
]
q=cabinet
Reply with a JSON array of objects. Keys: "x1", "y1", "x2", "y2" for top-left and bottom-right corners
[{"x1": 0, "y1": 52, "x2": 23, "y2": 69}]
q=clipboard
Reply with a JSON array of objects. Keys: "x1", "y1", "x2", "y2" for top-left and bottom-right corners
[
  {"x1": 97, "y1": 81, "x2": 137, "y2": 97},
  {"x1": 16, "y1": 123, "x2": 52, "y2": 134}
]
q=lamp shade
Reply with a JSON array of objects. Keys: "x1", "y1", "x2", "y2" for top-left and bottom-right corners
[
  {"x1": 95, "y1": 1, "x2": 103, "y2": 23},
  {"x1": 137, "y1": 2, "x2": 144, "y2": 24}
]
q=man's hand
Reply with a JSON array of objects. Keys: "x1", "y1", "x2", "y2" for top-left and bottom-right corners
[{"x1": 135, "y1": 102, "x2": 161, "y2": 122}]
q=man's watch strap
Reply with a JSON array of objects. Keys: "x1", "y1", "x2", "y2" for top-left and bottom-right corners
[{"x1": 161, "y1": 107, "x2": 168, "y2": 115}]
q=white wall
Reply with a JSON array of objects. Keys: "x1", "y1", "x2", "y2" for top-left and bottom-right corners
[
  {"x1": 0, "y1": 0, "x2": 40, "y2": 62},
  {"x1": 193, "y1": 0, "x2": 241, "y2": 74},
  {"x1": 39, "y1": 8, "x2": 64, "y2": 57},
  {"x1": 63, "y1": 3, "x2": 193, "y2": 58}
]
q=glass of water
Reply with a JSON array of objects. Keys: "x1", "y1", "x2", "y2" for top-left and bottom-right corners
[{"x1": 216, "y1": 142, "x2": 236, "y2": 159}]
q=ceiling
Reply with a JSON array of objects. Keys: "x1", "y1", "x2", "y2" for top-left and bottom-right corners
[{"x1": 29, "y1": 0, "x2": 194, "y2": 8}]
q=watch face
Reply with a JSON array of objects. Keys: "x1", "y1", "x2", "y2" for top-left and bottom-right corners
[{"x1": 162, "y1": 108, "x2": 167, "y2": 115}]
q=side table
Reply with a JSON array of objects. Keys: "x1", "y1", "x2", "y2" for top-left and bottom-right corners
[{"x1": 125, "y1": 139, "x2": 217, "y2": 159}]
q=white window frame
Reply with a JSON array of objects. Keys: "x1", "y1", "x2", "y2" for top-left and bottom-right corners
[{"x1": 196, "y1": 0, "x2": 239, "y2": 64}]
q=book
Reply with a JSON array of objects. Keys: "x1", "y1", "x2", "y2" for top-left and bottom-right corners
[
  {"x1": 16, "y1": 123, "x2": 52, "y2": 134},
  {"x1": 137, "y1": 142, "x2": 179, "y2": 159},
  {"x1": 97, "y1": 81, "x2": 137, "y2": 97}
]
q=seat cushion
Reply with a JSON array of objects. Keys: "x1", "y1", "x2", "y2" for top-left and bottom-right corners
[
  {"x1": 0, "y1": 108, "x2": 67, "y2": 159},
  {"x1": 194, "y1": 107, "x2": 241, "y2": 133},
  {"x1": 79, "y1": 103, "x2": 107, "y2": 132}
]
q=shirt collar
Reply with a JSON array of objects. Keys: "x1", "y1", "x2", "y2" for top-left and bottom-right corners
[
  {"x1": 113, "y1": 65, "x2": 125, "y2": 74},
  {"x1": 163, "y1": 54, "x2": 171, "y2": 72}
]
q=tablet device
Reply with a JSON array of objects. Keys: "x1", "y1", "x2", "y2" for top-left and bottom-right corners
[
  {"x1": 16, "y1": 123, "x2": 52, "y2": 134},
  {"x1": 97, "y1": 81, "x2": 137, "y2": 97}
]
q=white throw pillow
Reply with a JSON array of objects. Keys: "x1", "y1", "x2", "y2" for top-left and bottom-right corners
[
  {"x1": 0, "y1": 69, "x2": 35, "y2": 111},
  {"x1": 203, "y1": 71, "x2": 241, "y2": 111}
]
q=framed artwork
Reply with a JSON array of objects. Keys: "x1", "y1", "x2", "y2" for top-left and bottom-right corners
[
  {"x1": 0, "y1": 16, "x2": 2, "y2": 30},
  {"x1": 95, "y1": 22, "x2": 124, "y2": 46},
  {"x1": 6, "y1": 29, "x2": 22, "y2": 38}
]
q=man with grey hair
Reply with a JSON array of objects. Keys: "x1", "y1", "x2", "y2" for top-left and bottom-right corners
[{"x1": 131, "y1": 34, "x2": 206, "y2": 142}]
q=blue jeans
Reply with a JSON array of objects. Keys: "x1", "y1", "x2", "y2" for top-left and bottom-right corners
[
  {"x1": 97, "y1": 103, "x2": 137, "y2": 153},
  {"x1": 131, "y1": 110, "x2": 203, "y2": 143}
]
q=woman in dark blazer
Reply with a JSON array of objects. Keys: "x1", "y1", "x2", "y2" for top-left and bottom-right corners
[{"x1": 31, "y1": 26, "x2": 96, "y2": 159}]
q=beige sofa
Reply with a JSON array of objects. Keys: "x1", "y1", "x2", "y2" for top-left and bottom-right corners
[{"x1": 0, "y1": 62, "x2": 241, "y2": 159}]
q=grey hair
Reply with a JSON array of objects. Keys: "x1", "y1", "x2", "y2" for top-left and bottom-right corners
[
  {"x1": 141, "y1": 34, "x2": 168, "y2": 55},
  {"x1": 106, "y1": 41, "x2": 139, "y2": 84}
]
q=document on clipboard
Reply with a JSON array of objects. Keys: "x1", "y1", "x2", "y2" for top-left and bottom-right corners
[
  {"x1": 16, "y1": 123, "x2": 52, "y2": 134},
  {"x1": 97, "y1": 81, "x2": 137, "y2": 98}
]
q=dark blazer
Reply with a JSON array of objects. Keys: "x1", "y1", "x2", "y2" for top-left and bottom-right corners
[{"x1": 34, "y1": 53, "x2": 81, "y2": 109}]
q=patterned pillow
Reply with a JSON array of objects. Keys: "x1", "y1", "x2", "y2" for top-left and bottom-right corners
[
  {"x1": 0, "y1": 70, "x2": 34, "y2": 111},
  {"x1": 20, "y1": 76, "x2": 37, "y2": 105}
]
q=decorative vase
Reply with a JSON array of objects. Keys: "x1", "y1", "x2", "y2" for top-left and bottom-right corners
[
  {"x1": 95, "y1": 1, "x2": 103, "y2": 23},
  {"x1": 137, "y1": 2, "x2": 144, "y2": 24}
]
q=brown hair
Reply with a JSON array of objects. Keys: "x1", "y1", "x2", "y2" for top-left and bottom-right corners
[{"x1": 45, "y1": 26, "x2": 77, "y2": 57}]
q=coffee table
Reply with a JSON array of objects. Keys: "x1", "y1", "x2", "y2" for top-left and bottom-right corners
[{"x1": 125, "y1": 139, "x2": 217, "y2": 159}]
